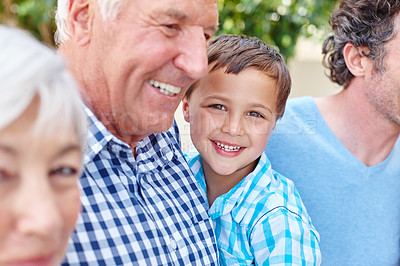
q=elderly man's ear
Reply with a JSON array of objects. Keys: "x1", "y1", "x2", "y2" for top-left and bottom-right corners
[
  {"x1": 67, "y1": 0, "x2": 93, "y2": 46},
  {"x1": 343, "y1": 43, "x2": 372, "y2": 77}
]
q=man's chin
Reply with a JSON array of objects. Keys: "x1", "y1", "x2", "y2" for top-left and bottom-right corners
[
  {"x1": 151, "y1": 121, "x2": 175, "y2": 134},
  {"x1": 141, "y1": 115, "x2": 175, "y2": 135}
]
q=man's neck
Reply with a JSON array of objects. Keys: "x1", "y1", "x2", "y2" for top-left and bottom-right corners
[
  {"x1": 89, "y1": 104, "x2": 145, "y2": 157},
  {"x1": 315, "y1": 87, "x2": 400, "y2": 167}
]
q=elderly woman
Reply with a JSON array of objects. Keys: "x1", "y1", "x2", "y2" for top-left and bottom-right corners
[{"x1": 0, "y1": 25, "x2": 86, "y2": 265}]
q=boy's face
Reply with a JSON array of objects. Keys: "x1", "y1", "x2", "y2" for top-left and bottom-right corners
[
  {"x1": 183, "y1": 67, "x2": 278, "y2": 177},
  {"x1": 0, "y1": 99, "x2": 82, "y2": 265}
]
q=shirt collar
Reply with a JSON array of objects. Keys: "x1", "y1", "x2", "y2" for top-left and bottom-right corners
[
  {"x1": 135, "y1": 128, "x2": 181, "y2": 174},
  {"x1": 84, "y1": 105, "x2": 119, "y2": 163},
  {"x1": 84, "y1": 105, "x2": 182, "y2": 173},
  {"x1": 189, "y1": 152, "x2": 274, "y2": 223}
]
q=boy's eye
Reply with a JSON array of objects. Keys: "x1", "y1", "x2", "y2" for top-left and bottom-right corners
[
  {"x1": 50, "y1": 167, "x2": 78, "y2": 177},
  {"x1": 209, "y1": 104, "x2": 226, "y2": 111},
  {"x1": 247, "y1": 111, "x2": 264, "y2": 118}
]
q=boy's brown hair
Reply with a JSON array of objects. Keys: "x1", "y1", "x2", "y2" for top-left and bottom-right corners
[{"x1": 186, "y1": 34, "x2": 291, "y2": 119}]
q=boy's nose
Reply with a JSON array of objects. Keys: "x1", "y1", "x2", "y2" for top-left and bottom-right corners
[{"x1": 222, "y1": 114, "x2": 245, "y2": 136}]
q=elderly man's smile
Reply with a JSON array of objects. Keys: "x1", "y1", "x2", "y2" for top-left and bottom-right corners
[{"x1": 148, "y1": 79, "x2": 182, "y2": 96}]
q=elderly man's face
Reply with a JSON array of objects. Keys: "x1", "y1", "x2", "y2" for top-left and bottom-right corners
[{"x1": 88, "y1": 0, "x2": 219, "y2": 140}]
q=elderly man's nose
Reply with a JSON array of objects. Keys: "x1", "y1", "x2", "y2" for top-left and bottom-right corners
[{"x1": 173, "y1": 27, "x2": 208, "y2": 80}]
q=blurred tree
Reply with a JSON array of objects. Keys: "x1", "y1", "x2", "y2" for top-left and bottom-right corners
[
  {"x1": 217, "y1": 0, "x2": 339, "y2": 59},
  {"x1": 0, "y1": 0, "x2": 57, "y2": 46},
  {"x1": 0, "y1": 0, "x2": 339, "y2": 59}
]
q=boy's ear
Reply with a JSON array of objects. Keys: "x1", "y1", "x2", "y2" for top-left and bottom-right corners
[
  {"x1": 67, "y1": 0, "x2": 93, "y2": 46},
  {"x1": 343, "y1": 43, "x2": 371, "y2": 77},
  {"x1": 182, "y1": 97, "x2": 191, "y2": 123}
]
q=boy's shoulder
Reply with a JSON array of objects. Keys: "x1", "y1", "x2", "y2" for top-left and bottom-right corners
[
  {"x1": 186, "y1": 151, "x2": 317, "y2": 236},
  {"x1": 235, "y1": 153, "x2": 314, "y2": 228}
]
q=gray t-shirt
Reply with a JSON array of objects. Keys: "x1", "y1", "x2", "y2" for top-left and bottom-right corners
[{"x1": 266, "y1": 96, "x2": 400, "y2": 266}]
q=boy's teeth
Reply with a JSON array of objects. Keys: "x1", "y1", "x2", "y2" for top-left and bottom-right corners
[
  {"x1": 149, "y1": 80, "x2": 181, "y2": 96},
  {"x1": 214, "y1": 141, "x2": 241, "y2": 152}
]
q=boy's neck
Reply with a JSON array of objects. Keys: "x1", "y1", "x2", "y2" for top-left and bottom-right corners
[{"x1": 201, "y1": 158, "x2": 257, "y2": 206}]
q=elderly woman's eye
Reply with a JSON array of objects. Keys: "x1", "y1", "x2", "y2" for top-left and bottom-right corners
[
  {"x1": 0, "y1": 169, "x2": 14, "y2": 182},
  {"x1": 50, "y1": 167, "x2": 78, "y2": 177},
  {"x1": 0, "y1": 170, "x2": 5, "y2": 181}
]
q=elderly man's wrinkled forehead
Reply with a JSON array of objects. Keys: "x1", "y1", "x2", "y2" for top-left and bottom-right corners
[
  {"x1": 129, "y1": 0, "x2": 219, "y2": 24},
  {"x1": 113, "y1": 0, "x2": 219, "y2": 45}
]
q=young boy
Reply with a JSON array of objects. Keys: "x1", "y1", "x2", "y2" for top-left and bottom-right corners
[{"x1": 182, "y1": 34, "x2": 321, "y2": 265}]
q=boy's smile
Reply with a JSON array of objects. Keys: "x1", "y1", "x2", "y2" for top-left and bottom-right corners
[
  {"x1": 211, "y1": 139, "x2": 244, "y2": 156},
  {"x1": 183, "y1": 67, "x2": 278, "y2": 181}
]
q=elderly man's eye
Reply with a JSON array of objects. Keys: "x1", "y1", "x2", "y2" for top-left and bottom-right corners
[{"x1": 164, "y1": 24, "x2": 180, "y2": 30}]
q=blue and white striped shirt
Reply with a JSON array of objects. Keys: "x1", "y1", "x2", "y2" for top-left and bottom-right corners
[
  {"x1": 62, "y1": 107, "x2": 219, "y2": 265},
  {"x1": 188, "y1": 152, "x2": 321, "y2": 265}
]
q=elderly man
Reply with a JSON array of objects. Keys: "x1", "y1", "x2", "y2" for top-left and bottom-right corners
[
  {"x1": 266, "y1": 0, "x2": 400, "y2": 265},
  {"x1": 55, "y1": 0, "x2": 219, "y2": 264}
]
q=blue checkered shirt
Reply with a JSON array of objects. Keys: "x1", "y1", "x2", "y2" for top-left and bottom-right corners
[
  {"x1": 62, "y1": 107, "x2": 219, "y2": 265},
  {"x1": 187, "y1": 152, "x2": 321, "y2": 265}
]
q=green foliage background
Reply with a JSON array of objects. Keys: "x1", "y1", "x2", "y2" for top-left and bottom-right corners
[
  {"x1": 1, "y1": 0, "x2": 57, "y2": 46},
  {"x1": 0, "y1": 0, "x2": 338, "y2": 59}
]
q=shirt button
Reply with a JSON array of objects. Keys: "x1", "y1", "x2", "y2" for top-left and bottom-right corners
[
  {"x1": 161, "y1": 147, "x2": 173, "y2": 162},
  {"x1": 168, "y1": 237, "x2": 177, "y2": 251}
]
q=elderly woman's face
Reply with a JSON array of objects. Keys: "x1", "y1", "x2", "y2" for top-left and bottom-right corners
[{"x1": 0, "y1": 100, "x2": 82, "y2": 266}]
